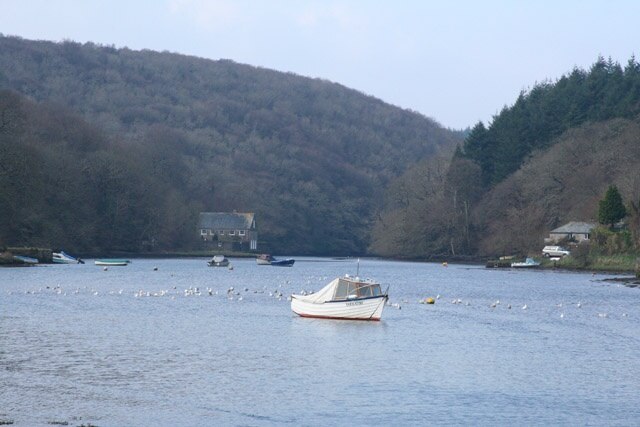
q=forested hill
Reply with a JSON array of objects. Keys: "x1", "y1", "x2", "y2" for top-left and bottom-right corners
[
  {"x1": 459, "y1": 56, "x2": 640, "y2": 186},
  {"x1": 372, "y1": 56, "x2": 640, "y2": 259},
  {"x1": 0, "y1": 35, "x2": 461, "y2": 255}
]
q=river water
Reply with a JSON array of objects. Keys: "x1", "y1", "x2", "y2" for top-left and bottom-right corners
[{"x1": 1, "y1": 258, "x2": 639, "y2": 426}]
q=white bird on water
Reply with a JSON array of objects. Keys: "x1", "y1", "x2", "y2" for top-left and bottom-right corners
[{"x1": 522, "y1": 304, "x2": 528, "y2": 310}]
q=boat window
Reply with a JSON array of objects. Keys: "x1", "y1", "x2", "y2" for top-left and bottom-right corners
[
  {"x1": 357, "y1": 285, "x2": 370, "y2": 297},
  {"x1": 334, "y1": 280, "x2": 382, "y2": 300},
  {"x1": 334, "y1": 279, "x2": 357, "y2": 300},
  {"x1": 356, "y1": 284, "x2": 382, "y2": 297}
]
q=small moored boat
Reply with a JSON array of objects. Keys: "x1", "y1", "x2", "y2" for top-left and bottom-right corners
[
  {"x1": 291, "y1": 275, "x2": 389, "y2": 321},
  {"x1": 270, "y1": 257, "x2": 295, "y2": 267},
  {"x1": 256, "y1": 254, "x2": 274, "y2": 265},
  {"x1": 13, "y1": 255, "x2": 39, "y2": 265},
  {"x1": 511, "y1": 257, "x2": 541, "y2": 268},
  {"x1": 207, "y1": 255, "x2": 230, "y2": 267},
  {"x1": 53, "y1": 251, "x2": 84, "y2": 264},
  {"x1": 95, "y1": 259, "x2": 131, "y2": 266}
]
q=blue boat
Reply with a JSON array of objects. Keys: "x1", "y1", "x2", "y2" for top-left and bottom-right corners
[
  {"x1": 270, "y1": 258, "x2": 295, "y2": 267},
  {"x1": 13, "y1": 255, "x2": 38, "y2": 264}
]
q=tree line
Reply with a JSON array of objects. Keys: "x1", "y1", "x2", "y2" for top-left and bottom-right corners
[{"x1": 459, "y1": 56, "x2": 640, "y2": 186}]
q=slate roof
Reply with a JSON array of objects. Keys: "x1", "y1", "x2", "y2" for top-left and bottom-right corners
[
  {"x1": 550, "y1": 221, "x2": 596, "y2": 234},
  {"x1": 199, "y1": 212, "x2": 255, "y2": 230}
]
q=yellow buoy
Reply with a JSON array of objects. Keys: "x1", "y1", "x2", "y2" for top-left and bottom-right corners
[
  {"x1": 424, "y1": 297, "x2": 435, "y2": 304},
  {"x1": 442, "y1": 262, "x2": 448, "y2": 267}
]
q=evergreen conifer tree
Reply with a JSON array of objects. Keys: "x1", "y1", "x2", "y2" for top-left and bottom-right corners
[{"x1": 598, "y1": 185, "x2": 627, "y2": 227}]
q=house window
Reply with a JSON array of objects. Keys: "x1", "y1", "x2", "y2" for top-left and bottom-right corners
[
  {"x1": 229, "y1": 230, "x2": 235, "y2": 236},
  {"x1": 209, "y1": 230, "x2": 215, "y2": 235},
  {"x1": 239, "y1": 230, "x2": 246, "y2": 236},
  {"x1": 220, "y1": 230, "x2": 224, "y2": 235},
  {"x1": 200, "y1": 229, "x2": 207, "y2": 235}
]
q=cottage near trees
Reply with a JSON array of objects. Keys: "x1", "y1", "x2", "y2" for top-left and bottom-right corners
[{"x1": 198, "y1": 212, "x2": 258, "y2": 252}]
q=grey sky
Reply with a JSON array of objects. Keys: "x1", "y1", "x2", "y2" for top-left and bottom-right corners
[{"x1": 1, "y1": 0, "x2": 638, "y2": 129}]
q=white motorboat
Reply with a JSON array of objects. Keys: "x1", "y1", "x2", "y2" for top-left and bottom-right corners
[
  {"x1": 291, "y1": 275, "x2": 389, "y2": 321},
  {"x1": 53, "y1": 251, "x2": 83, "y2": 264},
  {"x1": 208, "y1": 255, "x2": 230, "y2": 267}
]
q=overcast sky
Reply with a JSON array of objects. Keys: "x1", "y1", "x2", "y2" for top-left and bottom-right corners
[{"x1": 2, "y1": 0, "x2": 639, "y2": 129}]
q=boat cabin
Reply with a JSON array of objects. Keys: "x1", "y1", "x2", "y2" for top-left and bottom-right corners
[{"x1": 333, "y1": 278, "x2": 383, "y2": 300}]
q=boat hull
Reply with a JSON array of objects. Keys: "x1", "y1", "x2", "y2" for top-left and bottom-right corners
[
  {"x1": 271, "y1": 259, "x2": 295, "y2": 267},
  {"x1": 13, "y1": 255, "x2": 38, "y2": 264},
  {"x1": 208, "y1": 262, "x2": 229, "y2": 267},
  {"x1": 95, "y1": 259, "x2": 130, "y2": 266},
  {"x1": 53, "y1": 258, "x2": 77, "y2": 264},
  {"x1": 291, "y1": 295, "x2": 387, "y2": 321}
]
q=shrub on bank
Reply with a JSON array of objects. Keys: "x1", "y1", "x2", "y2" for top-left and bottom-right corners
[{"x1": 591, "y1": 227, "x2": 634, "y2": 255}]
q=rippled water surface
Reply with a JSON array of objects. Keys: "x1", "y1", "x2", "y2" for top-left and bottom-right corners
[{"x1": 1, "y1": 258, "x2": 640, "y2": 426}]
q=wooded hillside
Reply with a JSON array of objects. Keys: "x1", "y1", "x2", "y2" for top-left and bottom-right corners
[
  {"x1": 0, "y1": 36, "x2": 460, "y2": 254},
  {"x1": 372, "y1": 57, "x2": 640, "y2": 258},
  {"x1": 460, "y1": 56, "x2": 640, "y2": 185}
]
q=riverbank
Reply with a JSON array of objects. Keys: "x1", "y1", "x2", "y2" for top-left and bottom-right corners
[
  {"x1": 0, "y1": 247, "x2": 52, "y2": 266},
  {"x1": 549, "y1": 253, "x2": 639, "y2": 276},
  {"x1": 0, "y1": 248, "x2": 261, "y2": 266}
]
